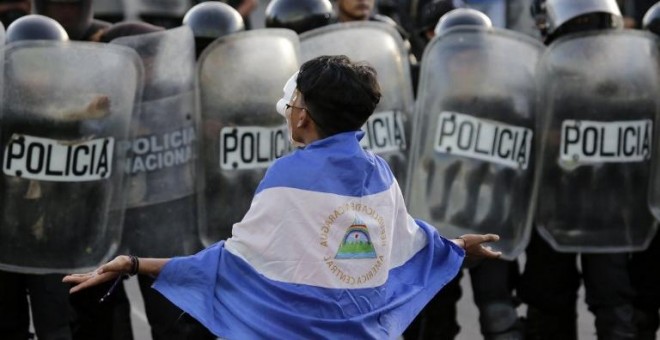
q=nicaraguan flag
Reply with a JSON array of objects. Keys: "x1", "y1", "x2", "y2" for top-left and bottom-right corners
[{"x1": 153, "y1": 131, "x2": 464, "y2": 339}]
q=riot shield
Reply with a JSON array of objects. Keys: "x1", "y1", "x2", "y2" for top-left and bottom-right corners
[
  {"x1": 0, "y1": 41, "x2": 142, "y2": 273},
  {"x1": 111, "y1": 26, "x2": 200, "y2": 258},
  {"x1": 406, "y1": 27, "x2": 544, "y2": 259},
  {"x1": 197, "y1": 29, "x2": 300, "y2": 245},
  {"x1": 300, "y1": 22, "x2": 414, "y2": 191},
  {"x1": 537, "y1": 30, "x2": 660, "y2": 252}
]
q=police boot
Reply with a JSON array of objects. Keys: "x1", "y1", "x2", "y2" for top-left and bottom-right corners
[
  {"x1": 633, "y1": 307, "x2": 660, "y2": 340},
  {"x1": 525, "y1": 306, "x2": 577, "y2": 340},
  {"x1": 479, "y1": 302, "x2": 524, "y2": 340},
  {"x1": 593, "y1": 304, "x2": 636, "y2": 340}
]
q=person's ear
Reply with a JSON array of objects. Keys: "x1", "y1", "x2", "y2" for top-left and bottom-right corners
[{"x1": 297, "y1": 110, "x2": 310, "y2": 128}]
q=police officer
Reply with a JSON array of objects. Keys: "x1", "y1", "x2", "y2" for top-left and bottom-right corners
[
  {"x1": 404, "y1": 8, "x2": 529, "y2": 340},
  {"x1": 520, "y1": 0, "x2": 644, "y2": 339},
  {"x1": 265, "y1": 0, "x2": 334, "y2": 34},
  {"x1": 35, "y1": 6, "x2": 156, "y2": 340},
  {"x1": 183, "y1": 1, "x2": 245, "y2": 58},
  {"x1": 631, "y1": 4, "x2": 660, "y2": 339},
  {"x1": 0, "y1": 15, "x2": 74, "y2": 340},
  {"x1": 108, "y1": 23, "x2": 216, "y2": 340}
]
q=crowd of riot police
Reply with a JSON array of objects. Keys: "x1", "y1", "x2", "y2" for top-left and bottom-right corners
[{"x1": 0, "y1": 0, "x2": 659, "y2": 339}]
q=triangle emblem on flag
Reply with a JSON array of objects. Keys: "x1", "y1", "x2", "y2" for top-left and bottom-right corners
[{"x1": 335, "y1": 216, "x2": 377, "y2": 259}]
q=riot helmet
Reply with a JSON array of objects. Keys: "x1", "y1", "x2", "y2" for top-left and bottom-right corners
[
  {"x1": 533, "y1": 0, "x2": 623, "y2": 44},
  {"x1": 265, "y1": 0, "x2": 334, "y2": 34},
  {"x1": 434, "y1": 8, "x2": 492, "y2": 36},
  {"x1": 6, "y1": 14, "x2": 69, "y2": 43},
  {"x1": 33, "y1": 0, "x2": 93, "y2": 40},
  {"x1": 642, "y1": 1, "x2": 660, "y2": 36},
  {"x1": 183, "y1": 1, "x2": 244, "y2": 58},
  {"x1": 0, "y1": 0, "x2": 31, "y2": 28}
]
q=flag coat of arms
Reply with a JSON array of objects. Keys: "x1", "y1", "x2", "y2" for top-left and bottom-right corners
[{"x1": 154, "y1": 131, "x2": 465, "y2": 339}]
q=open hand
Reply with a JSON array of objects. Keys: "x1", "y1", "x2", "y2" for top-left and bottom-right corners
[
  {"x1": 456, "y1": 233, "x2": 502, "y2": 259},
  {"x1": 62, "y1": 255, "x2": 132, "y2": 293}
]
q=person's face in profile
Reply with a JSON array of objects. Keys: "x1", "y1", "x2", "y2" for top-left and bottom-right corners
[{"x1": 337, "y1": 0, "x2": 374, "y2": 21}]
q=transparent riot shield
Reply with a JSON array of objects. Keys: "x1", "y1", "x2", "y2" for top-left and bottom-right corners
[
  {"x1": 300, "y1": 22, "x2": 414, "y2": 192},
  {"x1": 110, "y1": 26, "x2": 200, "y2": 258},
  {"x1": 0, "y1": 41, "x2": 142, "y2": 273},
  {"x1": 406, "y1": 27, "x2": 544, "y2": 259},
  {"x1": 537, "y1": 30, "x2": 660, "y2": 252},
  {"x1": 197, "y1": 29, "x2": 299, "y2": 246}
]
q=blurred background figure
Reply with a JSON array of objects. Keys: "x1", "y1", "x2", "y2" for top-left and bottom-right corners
[
  {"x1": 183, "y1": 1, "x2": 245, "y2": 58},
  {"x1": 33, "y1": 0, "x2": 109, "y2": 41},
  {"x1": 412, "y1": 0, "x2": 457, "y2": 60},
  {"x1": 0, "y1": 0, "x2": 29, "y2": 28},
  {"x1": 616, "y1": 0, "x2": 658, "y2": 27},
  {"x1": 134, "y1": 0, "x2": 190, "y2": 29},
  {"x1": 334, "y1": 0, "x2": 408, "y2": 36},
  {"x1": 91, "y1": 0, "x2": 124, "y2": 23},
  {"x1": 264, "y1": 0, "x2": 333, "y2": 34}
]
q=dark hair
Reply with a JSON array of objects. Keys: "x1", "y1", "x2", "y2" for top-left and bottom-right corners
[
  {"x1": 296, "y1": 55, "x2": 381, "y2": 137},
  {"x1": 419, "y1": 0, "x2": 457, "y2": 32}
]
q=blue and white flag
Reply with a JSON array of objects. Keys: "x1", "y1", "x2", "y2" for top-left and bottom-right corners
[{"x1": 153, "y1": 131, "x2": 464, "y2": 339}]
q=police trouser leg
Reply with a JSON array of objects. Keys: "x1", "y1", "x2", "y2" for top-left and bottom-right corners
[
  {"x1": 70, "y1": 278, "x2": 133, "y2": 340},
  {"x1": 583, "y1": 253, "x2": 636, "y2": 340},
  {"x1": 28, "y1": 274, "x2": 74, "y2": 340},
  {"x1": 632, "y1": 308, "x2": 659, "y2": 340},
  {"x1": 470, "y1": 259, "x2": 523, "y2": 340},
  {"x1": 519, "y1": 229, "x2": 579, "y2": 340},
  {"x1": 138, "y1": 275, "x2": 215, "y2": 340},
  {"x1": 403, "y1": 270, "x2": 463, "y2": 340},
  {"x1": 0, "y1": 271, "x2": 31, "y2": 340},
  {"x1": 631, "y1": 232, "x2": 660, "y2": 340}
]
